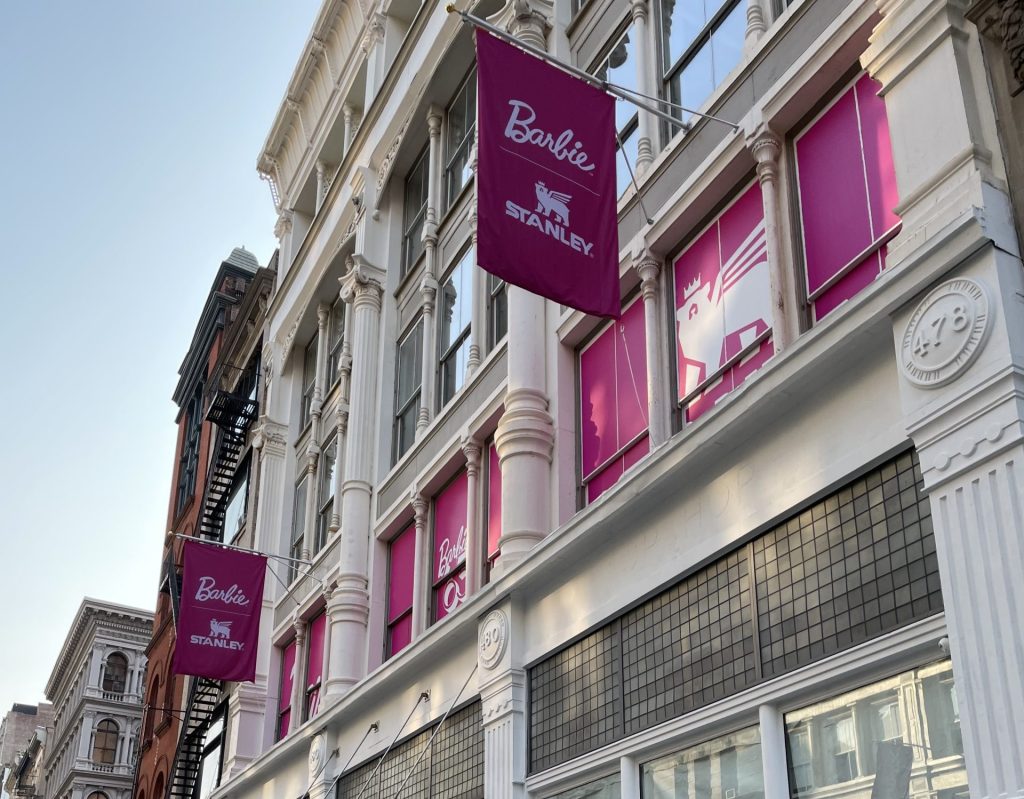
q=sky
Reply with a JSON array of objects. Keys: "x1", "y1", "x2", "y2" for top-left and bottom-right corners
[{"x1": 0, "y1": 1, "x2": 321, "y2": 716}]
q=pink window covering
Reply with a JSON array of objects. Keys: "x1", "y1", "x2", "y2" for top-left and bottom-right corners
[
  {"x1": 387, "y1": 525, "x2": 416, "y2": 658},
  {"x1": 579, "y1": 295, "x2": 649, "y2": 502},
  {"x1": 433, "y1": 471, "x2": 469, "y2": 621},
  {"x1": 796, "y1": 73, "x2": 899, "y2": 321},
  {"x1": 305, "y1": 612, "x2": 326, "y2": 718},
  {"x1": 277, "y1": 639, "x2": 296, "y2": 739},
  {"x1": 674, "y1": 181, "x2": 774, "y2": 423},
  {"x1": 487, "y1": 443, "x2": 502, "y2": 563}
]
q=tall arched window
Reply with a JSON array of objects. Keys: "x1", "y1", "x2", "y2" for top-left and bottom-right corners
[
  {"x1": 92, "y1": 720, "x2": 119, "y2": 764},
  {"x1": 87, "y1": 792, "x2": 110, "y2": 799},
  {"x1": 102, "y1": 653, "x2": 129, "y2": 694}
]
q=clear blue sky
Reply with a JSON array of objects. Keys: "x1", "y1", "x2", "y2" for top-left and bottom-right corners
[{"x1": 0, "y1": 1, "x2": 321, "y2": 715}]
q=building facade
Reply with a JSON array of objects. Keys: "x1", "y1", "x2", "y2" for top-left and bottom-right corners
[
  {"x1": 134, "y1": 247, "x2": 270, "y2": 799},
  {"x1": 155, "y1": 0, "x2": 1024, "y2": 798},
  {"x1": 42, "y1": 600, "x2": 152, "y2": 799},
  {"x1": 1, "y1": 705, "x2": 54, "y2": 799}
]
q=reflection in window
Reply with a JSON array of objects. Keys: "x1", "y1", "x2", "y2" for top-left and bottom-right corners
[
  {"x1": 641, "y1": 726, "x2": 763, "y2": 799},
  {"x1": 402, "y1": 149, "x2": 429, "y2": 277},
  {"x1": 785, "y1": 661, "x2": 969, "y2": 799},
  {"x1": 386, "y1": 525, "x2": 416, "y2": 657},
  {"x1": 553, "y1": 774, "x2": 621, "y2": 799},
  {"x1": 660, "y1": 0, "x2": 745, "y2": 127},
  {"x1": 394, "y1": 320, "x2": 423, "y2": 462},
  {"x1": 487, "y1": 273, "x2": 507, "y2": 350},
  {"x1": 596, "y1": 27, "x2": 639, "y2": 197},
  {"x1": 198, "y1": 713, "x2": 224, "y2": 799},
  {"x1": 439, "y1": 248, "x2": 473, "y2": 407},
  {"x1": 223, "y1": 463, "x2": 249, "y2": 543},
  {"x1": 289, "y1": 477, "x2": 308, "y2": 581},
  {"x1": 445, "y1": 72, "x2": 477, "y2": 209},
  {"x1": 327, "y1": 295, "x2": 346, "y2": 384},
  {"x1": 102, "y1": 653, "x2": 128, "y2": 694},
  {"x1": 301, "y1": 335, "x2": 317, "y2": 429},
  {"x1": 315, "y1": 439, "x2": 336, "y2": 553}
]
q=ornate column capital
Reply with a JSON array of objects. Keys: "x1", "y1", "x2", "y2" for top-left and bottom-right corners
[
  {"x1": 274, "y1": 209, "x2": 294, "y2": 240},
  {"x1": 636, "y1": 254, "x2": 662, "y2": 301},
  {"x1": 427, "y1": 106, "x2": 443, "y2": 137},
  {"x1": 340, "y1": 256, "x2": 385, "y2": 311},
  {"x1": 359, "y1": 12, "x2": 386, "y2": 54},
  {"x1": 420, "y1": 273, "x2": 439, "y2": 314},
  {"x1": 629, "y1": 0, "x2": 649, "y2": 23},
  {"x1": 747, "y1": 124, "x2": 782, "y2": 182},
  {"x1": 412, "y1": 492, "x2": 429, "y2": 526},
  {"x1": 293, "y1": 617, "x2": 308, "y2": 644},
  {"x1": 462, "y1": 436, "x2": 483, "y2": 477}
]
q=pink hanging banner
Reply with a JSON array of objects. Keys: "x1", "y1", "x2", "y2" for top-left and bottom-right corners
[
  {"x1": 172, "y1": 540, "x2": 267, "y2": 682},
  {"x1": 475, "y1": 29, "x2": 620, "y2": 318}
]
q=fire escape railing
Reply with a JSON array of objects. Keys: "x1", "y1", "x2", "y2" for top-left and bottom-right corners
[{"x1": 165, "y1": 387, "x2": 258, "y2": 799}]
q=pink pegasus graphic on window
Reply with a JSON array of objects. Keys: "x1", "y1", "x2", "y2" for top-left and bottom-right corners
[{"x1": 675, "y1": 184, "x2": 774, "y2": 419}]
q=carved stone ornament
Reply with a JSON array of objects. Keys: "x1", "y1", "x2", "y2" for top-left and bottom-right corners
[
  {"x1": 375, "y1": 115, "x2": 411, "y2": 202},
  {"x1": 900, "y1": 277, "x2": 991, "y2": 388},
  {"x1": 479, "y1": 609, "x2": 509, "y2": 669},
  {"x1": 308, "y1": 733, "x2": 327, "y2": 774}
]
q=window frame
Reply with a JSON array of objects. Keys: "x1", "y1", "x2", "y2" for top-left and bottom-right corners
[
  {"x1": 92, "y1": 719, "x2": 119, "y2": 765},
  {"x1": 276, "y1": 639, "x2": 296, "y2": 741},
  {"x1": 592, "y1": 21, "x2": 641, "y2": 198},
  {"x1": 431, "y1": 471, "x2": 469, "y2": 623},
  {"x1": 300, "y1": 335, "x2": 318, "y2": 431},
  {"x1": 304, "y1": 612, "x2": 327, "y2": 720},
  {"x1": 385, "y1": 524, "x2": 416, "y2": 659},
  {"x1": 315, "y1": 437, "x2": 337, "y2": 554},
  {"x1": 196, "y1": 704, "x2": 226, "y2": 799},
  {"x1": 437, "y1": 246, "x2": 474, "y2": 410},
  {"x1": 401, "y1": 147, "x2": 430, "y2": 278},
  {"x1": 393, "y1": 318, "x2": 424, "y2": 464},
  {"x1": 443, "y1": 68, "x2": 477, "y2": 212},
  {"x1": 176, "y1": 384, "x2": 204, "y2": 516},
  {"x1": 223, "y1": 457, "x2": 250, "y2": 545},
  {"x1": 327, "y1": 295, "x2": 346, "y2": 388},
  {"x1": 486, "y1": 273, "x2": 507, "y2": 351},
  {"x1": 289, "y1": 476, "x2": 309, "y2": 582},
  {"x1": 102, "y1": 652, "x2": 129, "y2": 695}
]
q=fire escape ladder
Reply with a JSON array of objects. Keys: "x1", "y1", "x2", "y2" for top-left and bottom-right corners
[
  {"x1": 164, "y1": 388, "x2": 258, "y2": 799},
  {"x1": 165, "y1": 675, "x2": 221, "y2": 799}
]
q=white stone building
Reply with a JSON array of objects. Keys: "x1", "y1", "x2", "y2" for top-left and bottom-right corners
[
  {"x1": 45, "y1": 601, "x2": 153, "y2": 799},
  {"x1": 163, "y1": 0, "x2": 1024, "y2": 797}
]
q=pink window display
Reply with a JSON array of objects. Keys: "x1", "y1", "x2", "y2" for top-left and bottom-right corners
[
  {"x1": 386, "y1": 524, "x2": 416, "y2": 658},
  {"x1": 487, "y1": 443, "x2": 502, "y2": 570},
  {"x1": 674, "y1": 181, "x2": 774, "y2": 422},
  {"x1": 305, "y1": 612, "x2": 325, "y2": 719},
  {"x1": 796, "y1": 73, "x2": 900, "y2": 321},
  {"x1": 277, "y1": 639, "x2": 296, "y2": 740},
  {"x1": 433, "y1": 470, "x2": 469, "y2": 621},
  {"x1": 579, "y1": 295, "x2": 649, "y2": 503}
]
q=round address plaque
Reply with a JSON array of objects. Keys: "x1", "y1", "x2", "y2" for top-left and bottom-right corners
[
  {"x1": 479, "y1": 610, "x2": 508, "y2": 669},
  {"x1": 900, "y1": 277, "x2": 990, "y2": 388}
]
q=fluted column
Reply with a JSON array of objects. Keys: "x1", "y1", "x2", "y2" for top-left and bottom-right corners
[
  {"x1": 629, "y1": 0, "x2": 654, "y2": 175},
  {"x1": 418, "y1": 108, "x2": 444, "y2": 435},
  {"x1": 463, "y1": 438, "x2": 483, "y2": 595},
  {"x1": 411, "y1": 492, "x2": 430, "y2": 637},
  {"x1": 493, "y1": 0, "x2": 555, "y2": 578},
  {"x1": 478, "y1": 602, "x2": 527, "y2": 799},
  {"x1": 636, "y1": 254, "x2": 669, "y2": 447},
  {"x1": 747, "y1": 126, "x2": 795, "y2": 351},
  {"x1": 324, "y1": 256, "x2": 385, "y2": 700}
]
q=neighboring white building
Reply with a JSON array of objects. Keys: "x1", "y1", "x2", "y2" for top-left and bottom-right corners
[
  {"x1": 156, "y1": 0, "x2": 1024, "y2": 798},
  {"x1": 44, "y1": 600, "x2": 153, "y2": 799}
]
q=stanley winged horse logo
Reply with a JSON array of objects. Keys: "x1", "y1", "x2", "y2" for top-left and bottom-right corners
[{"x1": 535, "y1": 182, "x2": 572, "y2": 226}]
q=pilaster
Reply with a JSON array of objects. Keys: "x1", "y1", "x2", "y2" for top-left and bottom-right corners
[
  {"x1": 744, "y1": 0, "x2": 768, "y2": 54},
  {"x1": 289, "y1": 619, "x2": 308, "y2": 726},
  {"x1": 636, "y1": 253, "x2": 669, "y2": 447},
  {"x1": 467, "y1": 204, "x2": 483, "y2": 373},
  {"x1": 411, "y1": 492, "x2": 430, "y2": 637},
  {"x1": 463, "y1": 437, "x2": 483, "y2": 595},
  {"x1": 360, "y1": 14, "x2": 388, "y2": 109},
  {"x1": 892, "y1": 249, "x2": 1024, "y2": 799}
]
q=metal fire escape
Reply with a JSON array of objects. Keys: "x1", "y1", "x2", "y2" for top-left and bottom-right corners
[{"x1": 166, "y1": 386, "x2": 258, "y2": 799}]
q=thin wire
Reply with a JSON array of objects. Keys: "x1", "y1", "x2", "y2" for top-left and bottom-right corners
[
  {"x1": 351, "y1": 692, "x2": 430, "y2": 799},
  {"x1": 608, "y1": 82, "x2": 739, "y2": 131},
  {"x1": 389, "y1": 664, "x2": 478, "y2": 799},
  {"x1": 319, "y1": 723, "x2": 378, "y2": 799},
  {"x1": 297, "y1": 747, "x2": 339, "y2": 799},
  {"x1": 614, "y1": 123, "x2": 653, "y2": 225},
  {"x1": 266, "y1": 561, "x2": 304, "y2": 608},
  {"x1": 618, "y1": 322, "x2": 647, "y2": 427}
]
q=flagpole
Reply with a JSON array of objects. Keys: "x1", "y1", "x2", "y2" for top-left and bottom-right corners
[
  {"x1": 448, "y1": 5, "x2": 740, "y2": 132},
  {"x1": 171, "y1": 531, "x2": 313, "y2": 567}
]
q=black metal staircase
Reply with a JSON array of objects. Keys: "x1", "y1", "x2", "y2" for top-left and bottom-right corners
[{"x1": 165, "y1": 387, "x2": 258, "y2": 799}]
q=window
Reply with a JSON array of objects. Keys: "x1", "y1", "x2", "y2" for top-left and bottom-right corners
[
  {"x1": 553, "y1": 775, "x2": 620, "y2": 799},
  {"x1": 660, "y1": 0, "x2": 746, "y2": 128},
  {"x1": 402, "y1": 148, "x2": 429, "y2": 277},
  {"x1": 596, "y1": 26, "x2": 640, "y2": 197},
  {"x1": 795, "y1": 73, "x2": 900, "y2": 321},
  {"x1": 197, "y1": 710, "x2": 224, "y2": 799},
  {"x1": 674, "y1": 181, "x2": 773, "y2": 422},
  {"x1": 787, "y1": 725, "x2": 813, "y2": 793},
  {"x1": 144, "y1": 678, "x2": 158, "y2": 740},
  {"x1": 433, "y1": 472, "x2": 468, "y2": 622},
  {"x1": 237, "y1": 356, "x2": 259, "y2": 404},
  {"x1": 394, "y1": 320, "x2": 423, "y2": 462},
  {"x1": 486, "y1": 443, "x2": 502, "y2": 577},
  {"x1": 102, "y1": 653, "x2": 129, "y2": 695},
  {"x1": 176, "y1": 384, "x2": 203, "y2": 515},
  {"x1": 305, "y1": 613, "x2": 326, "y2": 719},
  {"x1": 874, "y1": 698, "x2": 902, "y2": 744},
  {"x1": 87, "y1": 793, "x2": 109, "y2": 799},
  {"x1": 487, "y1": 273, "x2": 507, "y2": 349},
  {"x1": 823, "y1": 714, "x2": 858, "y2": 783},
  {"x1": 277, "y1": 640, "x2": 296, "y2": 740},
  {"x1": 579, "y1": 295, "x2": 649, "y2": 503},
  {"x1": 92, "y1": 719, "x2": 119, "y2": 764},
  {"x1": 386, "y1": 524, "x2": 416, "y2": 658},
  {"x1": 223, "y1": 460, "x2": 249, "y2": 543},
  {"x1": 925, "y1": 673, "x2": 964, "y2": 757},
  {"x1": 315, "y1": 439, "x2": 337, "y2": 553},
  {"x1": 327, "y1": 296, "x2": 346, "y2": 385},
  {"x1": 300, "y1": 335, "x2": 318, "y2": 429},
  {"x1": 439, "y1": 248, "x2": 473, "y2": 408},
  {"x1": 641, "y1": 725, "x2": 763, "y2": 799},
  {"x1": 289, "y1": 477, "x2": 308, "y2": 581},
  {"x1": 445, "y1": 71, "x2": 476, "y2": 209}
]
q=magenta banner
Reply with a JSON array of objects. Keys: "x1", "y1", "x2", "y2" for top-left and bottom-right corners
[
  {"x1": 475, "y1": 30, "x2": 620, "y2": 318},
  {"x1": 172, "y1": 540, "x2": 267, "y2": 682}
]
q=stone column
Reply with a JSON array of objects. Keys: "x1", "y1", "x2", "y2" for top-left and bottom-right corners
[
  {"x1": 478, "y1": 603, "x2": 527, "y2": 799},
  {"x1": 629, "y1": 0, "x2": 655, "y2": 176},
  {"x1": 360, "y1": 14, "x2": 387, "y2": 110},
  {"x1": 744, "y1": 0, "x2": 768, "y2": 55},
  {"x1": 77, "y1": 712, "x2": 95, "y2": 763},
  {"x1": 759, "y1": 705, "x2": 790, "y2": 799},
  {"x1": 636, "y1": 253, "x2": 669, "y2": 447},
  {"x1": 342, "y1": 104, "x2": 360, "y2": 153},
  {"x1": 275, "y1": 210, "x2": 294, "y2": 275},
  {"x1": 463, "y1": 437, "x2": 483, "y2": 595},
  {"x1": 467, "y1": 204, "x2": 483, "y2": 373},
  {"x1": 747, "y1": 125, "x2": 795, "y2": 351},
  {"x1": 324, "y1": 256, "x2": 385, "y2": 701},
  {"x1": 289, "y1": 619, "x2": 307, "y2": 725},
  {"x1": 492, "y1": 0, "x2": 555, "y2": 578},
  {"x1": 418, "y1": 107, "x2": 444, "y2": 436},
  {"x1": 411, "y1": 492, "x2": 430, "y2": 637},
  {"x1": 330, "y1": 309, "x2": 354, "y2": 536},
  {"x1": 87, "y1": 648, "x2": 104, "y2": 688}
]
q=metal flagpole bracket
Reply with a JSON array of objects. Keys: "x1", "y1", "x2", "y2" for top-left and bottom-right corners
[{"x1": 448, "y1": 5, "x2": 740, "y2": 132}]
